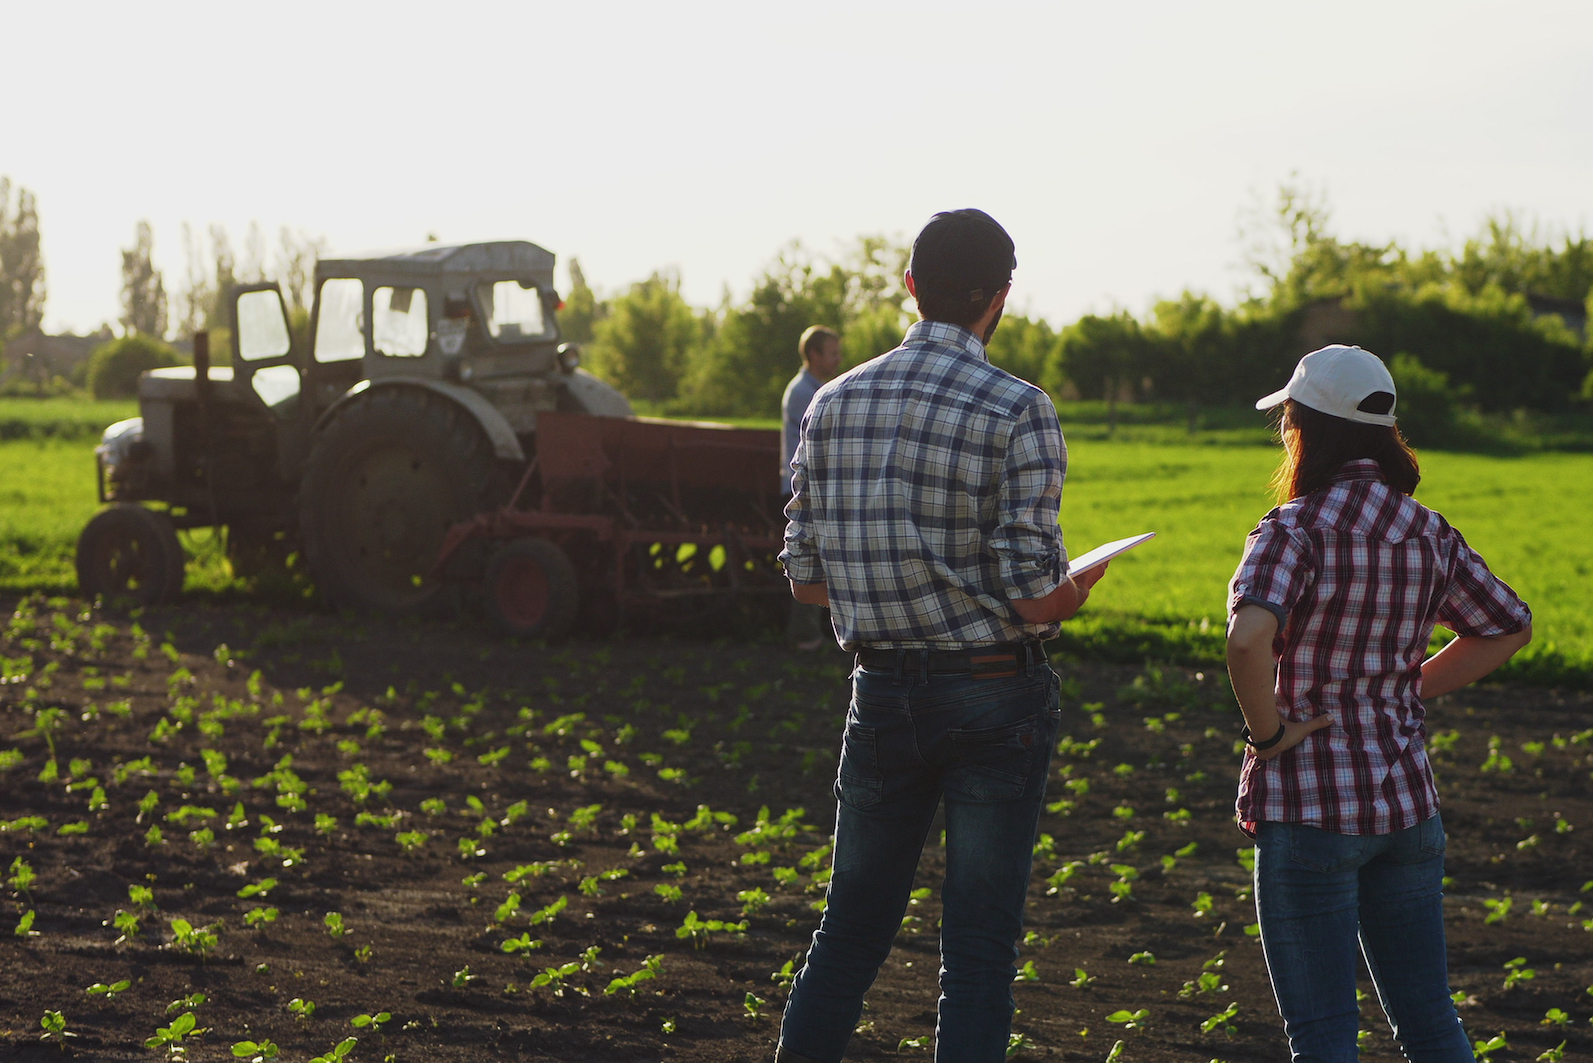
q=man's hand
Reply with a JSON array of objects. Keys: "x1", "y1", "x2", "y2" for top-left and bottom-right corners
[
  {"x1": 1011, "y1": 562, "x2": 1108, "y2": 625},
  {"x1": 790, "y1": 580, "x2": 829, "y2": 606}
]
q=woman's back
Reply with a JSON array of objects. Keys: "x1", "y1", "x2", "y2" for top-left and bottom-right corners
[{"x1": 1229, "y1": 458, "x2": 1530, "y2": 834}]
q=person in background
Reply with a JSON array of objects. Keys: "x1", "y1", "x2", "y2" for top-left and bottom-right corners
[
  {"x1": 775, "y1": 209, "x2": 1107, "y2": 1063},
  {"x1": 1226, "y1": 344, "x2": 1532, "y2": 1061},
  {"x1": 782, "y1": 325, "x2": 843, "y2": 650}
]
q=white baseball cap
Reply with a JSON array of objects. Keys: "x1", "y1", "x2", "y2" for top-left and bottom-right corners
[{"x1": 1256, "y1": 345, "x2": 1398, "y2": 426}]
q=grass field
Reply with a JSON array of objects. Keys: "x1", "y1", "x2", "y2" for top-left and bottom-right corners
[{"x1": 2, "y1": 403, "x2": 1587, "y2": 684}]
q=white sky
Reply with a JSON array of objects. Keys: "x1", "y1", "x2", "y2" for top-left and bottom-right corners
[{"x1": 7, "y1": 0, "x2": 1592, "y2": 335}]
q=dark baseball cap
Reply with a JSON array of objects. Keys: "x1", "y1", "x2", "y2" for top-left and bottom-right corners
[{"x1": 909, "y1": 209, "x2": 1017, "y2": 303}]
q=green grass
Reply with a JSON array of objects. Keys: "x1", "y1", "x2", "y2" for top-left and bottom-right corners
[
  {"x1": 0, "y1": 397, "x2": 137, "y2": 441},
  {"x1": 1055, "y1": 439, "x2": 1593, "y2": 686},
  {"x1": 3, "y1": 407, "x2": 1587, "y2": 686}
]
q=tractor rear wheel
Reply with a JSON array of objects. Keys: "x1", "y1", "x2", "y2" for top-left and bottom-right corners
[
  {"x1": 75, "y1": 504, "x2": 184, "y2": 605},
  {"x1": 299, "y1": 387, "x2": 503, "y2": 614},
  {"x1": 482, "y1": 538, "x2": 578, "y2": 640}
]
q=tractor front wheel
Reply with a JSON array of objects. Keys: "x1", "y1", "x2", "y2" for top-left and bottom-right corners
[
  {"x1": 482, "y1": 538, "x2": 578, "y2": 640},
  {"x1": 75, "y1": 504, "x2": 184, "y2": 605}
]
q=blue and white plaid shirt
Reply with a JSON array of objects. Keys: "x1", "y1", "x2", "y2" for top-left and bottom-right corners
[{"x1": 780, "y1": 320, "x2": 1068, "y2": 649}]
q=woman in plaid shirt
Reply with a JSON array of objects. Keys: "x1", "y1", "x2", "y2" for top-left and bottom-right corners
[{"x1": 1226, "y1": 345, "x2": 1532, "y2": 1062}]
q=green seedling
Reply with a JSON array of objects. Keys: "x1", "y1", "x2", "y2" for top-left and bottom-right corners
[
  {"x1": 324, "y1": 911, "x2": 347, "y2": 938},
  {"x1": 231, "y1": 1039, "x2": 279, "y2": 1062},
  {"x1": 501, "y1": 932, "x2": 543, "y2": 954},
  {"x1": 395, "y1": 830, "x2": 427, "y2": 852},
  {"x1": 1472, "y1": 1032, "x2": 1508, "y2": 1061},
  {"x1": 39, "y1": 1008, "x2": 76, "y2": 1048},
  {"x1": 315, "y1": 814, "x2": 339, "y2": 836},
  {"x1": 1006, "y1": 1031, "x2": 1036, "y2": 1057},
  {"x1": 237, "y1": 878, "x2": 277, "y2": 899},
  {"x1": 495, "y1": 892, "x2": 523, "y2": 923},
  {"x1": 9, "y1": 856, "x2": 37, "y2": 899},
  {"x1": 1483, "y1": 895, "x2": 1513, "y2": 924},
  {"x1": 1542, "y1": 1008, "x2": 1570, "y2": 1027},
  {"x1": 420, "y1": 798, "x2": 446, "y2": 816},
  {"x1": 462, "y1": 873, "x2": 487, "y2": 889},
  {"x1": 1014, "y1": 960, "x2": 1040, "y2": 983},
  {"x1": 1128, "y1": 951, "x2": 1155, "y2": 965},
  {"x1": 662, "y1": 861, "x2": 688, "y2": 876},
  {"x1": 85, "y1": 979, "x2": 132, "y2": 998},
  {"x1": 531, "y1": 961, "x2": 582, "y2": 996},
  {"x1": 145, "y1": 1011, "x2": 203, "y2": 1057},
  {"x1": 288, "y1": 997, "x2": 316, "y2": 1020},
  {"x1": 451, "y1": 965, "x2": 476, "y2": 987},
  {"x1": 738, "y1": 887, "x2": 771, "y2": 915},
  {"x1": 166, "y1": 991, "x2": 205, "y2": 1015},
  {"x1": 605, "y1": 955, "x2": 665, "y2": 998},
  {"x1": 1539, "y1": 1041, "x2": 1567, "y2": 1062},
  {"x1": 244, "y1": 907, "x2": 279, "y2": 928},
  {"x1": 110, "y1": 910, "x2": 141, "y2": 942},
  {"x1": 1106, "y1": 1009, "x2": 1150, "y2": 1031},
  {"x1": 350, "y1": 1011, "x2": 390, "y2": 1030},
  {"x1": 579, "y1": 945, "x2": 604, "y2": 971},
  {"x1": 309, "y1": 1037, "x2": 357, "y2": 1063},
  {"x1": 528, "y1": 895, "x2": 568, "y2": 927},
  {"x1": 1502, "y1": 957, "x2": 1535, "y2": 989},
  {"x1": 675, "y1": 910, "x2": 748, "y2": 950},
  {"x1": 14, "y1": 909, "x2": 37, "y2": 938},
  {"x1": 744, "y1": 991, "x2": 766, "y2": 1019},
  {"x1": 899, "y1": 1035, "x2": 931, "y2": 1051},
  {"x1": 168, "y1": 918, "x2": 219, "y2": 958},
  {"x1": 353, "y1": 944, "x2": 372, "y2": 964},
  {"x1": 1200, "y1": 1002, "x2": 1239, "y2": 1037},
  {"x1": 1069, "y1": 968, "x2": 1095, "y2": 989},
  {"x1": 655, "y1": 883, "x2": 684, "y2": 903}
]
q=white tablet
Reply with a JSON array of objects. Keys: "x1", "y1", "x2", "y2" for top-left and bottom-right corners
[{"x1": 1065, "y1": 532, "x2": 1156, "y2": 577}]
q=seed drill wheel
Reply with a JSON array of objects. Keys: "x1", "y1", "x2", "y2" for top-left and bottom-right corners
[
  {"x1": 483, "y1": 538, "x2": 579, "y2": 640},
  {"x1": 299, "y1": 387, "x2": 501, "y2": 614},
  {"x1": 75, "y1": 504, "x2": 185, "y2": 605}
]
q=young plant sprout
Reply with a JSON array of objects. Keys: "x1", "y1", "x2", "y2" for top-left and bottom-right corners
[
  {"x1": 324, "y1": 912, "x2": 347, "y2": 938},
  {"x1": 231, "y1": 1039, "x2": 279, "y2": 1062},
  {"x1": 39, "y1": 1009, "x2": 75, "y2": 1048},
  {"x1": 85, "y1": 979, "x2": 131, "y2": 998}
]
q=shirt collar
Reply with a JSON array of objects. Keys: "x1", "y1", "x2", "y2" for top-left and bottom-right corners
[
  {"x1": 904, "y1": 319, "x2": 989, "y2": 364},
  {"x1": 1327, "y1": 458, "x2": 1387, "y2": 485}
]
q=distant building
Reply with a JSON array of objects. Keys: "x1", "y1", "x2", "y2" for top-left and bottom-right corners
[{"x1": 1, "y1": 326, "x2": 113, "y2": 385}]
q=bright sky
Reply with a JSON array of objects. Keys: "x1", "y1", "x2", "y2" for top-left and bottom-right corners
[{"x1": 8, "y1": 0, "x2": 1592, "y2": 336}]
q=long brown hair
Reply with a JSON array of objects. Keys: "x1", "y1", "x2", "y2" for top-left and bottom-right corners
[{"x1": 1269, "y1": 398, "x2": 1421, "y2": 503}]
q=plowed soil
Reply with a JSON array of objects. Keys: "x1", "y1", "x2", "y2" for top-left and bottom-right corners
[{"x1": 1, "y1": 594, "x2": 1589, "y2": 1062}]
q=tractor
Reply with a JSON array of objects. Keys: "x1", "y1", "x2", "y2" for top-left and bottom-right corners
[{"x1": 78, "y1": 241, "x2": 787, "y2": 638}]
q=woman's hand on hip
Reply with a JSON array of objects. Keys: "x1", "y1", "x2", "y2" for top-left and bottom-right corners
[{"x1": 1250, "y1": 713, "x2": 1333, "y2": 762}]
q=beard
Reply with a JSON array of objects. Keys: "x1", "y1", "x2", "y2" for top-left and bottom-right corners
[{"x1": 981, "y1": 306, "x2": 1004, "y2": 345}]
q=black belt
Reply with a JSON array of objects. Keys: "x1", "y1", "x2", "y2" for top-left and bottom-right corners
[{"x1": 855, "y1": 642, "x2": 1046, "y2": 677}]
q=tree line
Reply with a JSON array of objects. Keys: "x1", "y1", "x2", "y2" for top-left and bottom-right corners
[
  {"x1": 5, "y1": 175, "x2": 1591, "y2": 431},
  {"x1": 577, "y1": 184, "x2": 1593, "y2": 437}
]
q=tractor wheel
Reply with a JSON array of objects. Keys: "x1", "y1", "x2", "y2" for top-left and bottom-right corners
[
  {"x1": 482, "y1": 538, "x2": 578, "y2": 640},
  {"x1": 75, "y1": 504, "x2": 184, "y2": 605},
  {"x1": 299, "y1": 387, "x2": 503, "y2": 614}
]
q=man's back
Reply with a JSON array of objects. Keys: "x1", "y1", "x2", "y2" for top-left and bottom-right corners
[{"x1": 784, "y1": 320, "x2": 1067, "y2": 649}]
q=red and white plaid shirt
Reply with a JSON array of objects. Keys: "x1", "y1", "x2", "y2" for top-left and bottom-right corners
[{"x1": 1228, "y1": 459, "x2": 1531, "y2": 835}]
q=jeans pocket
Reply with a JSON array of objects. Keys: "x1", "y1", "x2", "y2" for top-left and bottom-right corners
[
  {"x1": 1286, "y1": 823, "x2": 1371, "y2": 874},
  {"x1": 945, "y1": 715, "x2": 1044, "y2": 802},
  {"x1": 1416, "y1": 813, "x2": 1446, "y2": 858},
  {"x1": 834, "y1": 721, "x2": 883, "y2": 811}
]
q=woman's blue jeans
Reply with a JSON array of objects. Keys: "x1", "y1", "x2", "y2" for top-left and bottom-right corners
[
  {"x1": 776, "y1": 655, "x2": 1060, "y2": 1063},
  {"x1": 1254, "y1": 814, "x2": 1473, "y2": 1062}
]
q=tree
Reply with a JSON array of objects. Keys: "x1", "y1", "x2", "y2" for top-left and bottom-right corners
[
  {"x1": 120, "y1": 220, "x2": 168, "y2": 337},
  {"x1": 0, "y1": 177, "x2": 46, "y2": 338},
  {"x1": 559, "y1": 257, "x2": 607, "y2": 344},
  {"x1": 86, "y1": 333, "x2": 184, "y2": 399},
  {"x1": 276, "y1": 226, "x2": 325, "y2": 316},
  {"x1": 584, "y1": 270, "x2": 700, "y2": 402}
]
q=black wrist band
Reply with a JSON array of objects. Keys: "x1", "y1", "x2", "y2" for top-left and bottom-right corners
[{"x1": 1243, "y1": 721, "x2": 1287, "y2": 750}]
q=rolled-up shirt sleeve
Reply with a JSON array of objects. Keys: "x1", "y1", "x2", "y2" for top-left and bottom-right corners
[
  {"x1": 779, "y1": 420, "x2": 823, "y2": 585},
  {"x1": 991, "y1": 392, "x2": 1066, "y2": 600},
  {"x1": 1436, "y1": 528, "x2": 1532, "y2": 636},
  {"x1": 1229, "y1": 518, "x2": 1314, "y2": 630}
]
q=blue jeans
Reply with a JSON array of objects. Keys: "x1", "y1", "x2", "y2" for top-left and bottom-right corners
[
  {"x1": 1254, "y1": 814, "x2": 1472, "y2": 1062},
  {"x1": 777, "y1": 653, "x2": 1060, "y2": 1063}
]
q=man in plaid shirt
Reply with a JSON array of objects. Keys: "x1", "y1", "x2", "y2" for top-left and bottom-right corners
[{"x1": 774, "y1": 210, "x2": 1107, "y2": 1063}]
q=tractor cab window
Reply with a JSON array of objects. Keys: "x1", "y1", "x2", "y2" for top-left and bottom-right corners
[
  {"x1": 237, "y1": 290, "x2": 292, "y2": 360},
  {"x1": 314, "y1": 278, "x2": 365, "y2": 363},
  {"x1": 373, "y1": 286, "x2": 429, "y2": 357},
  {"x1": 477, "y1": 280, "x2": 552, "y2": 343}
]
